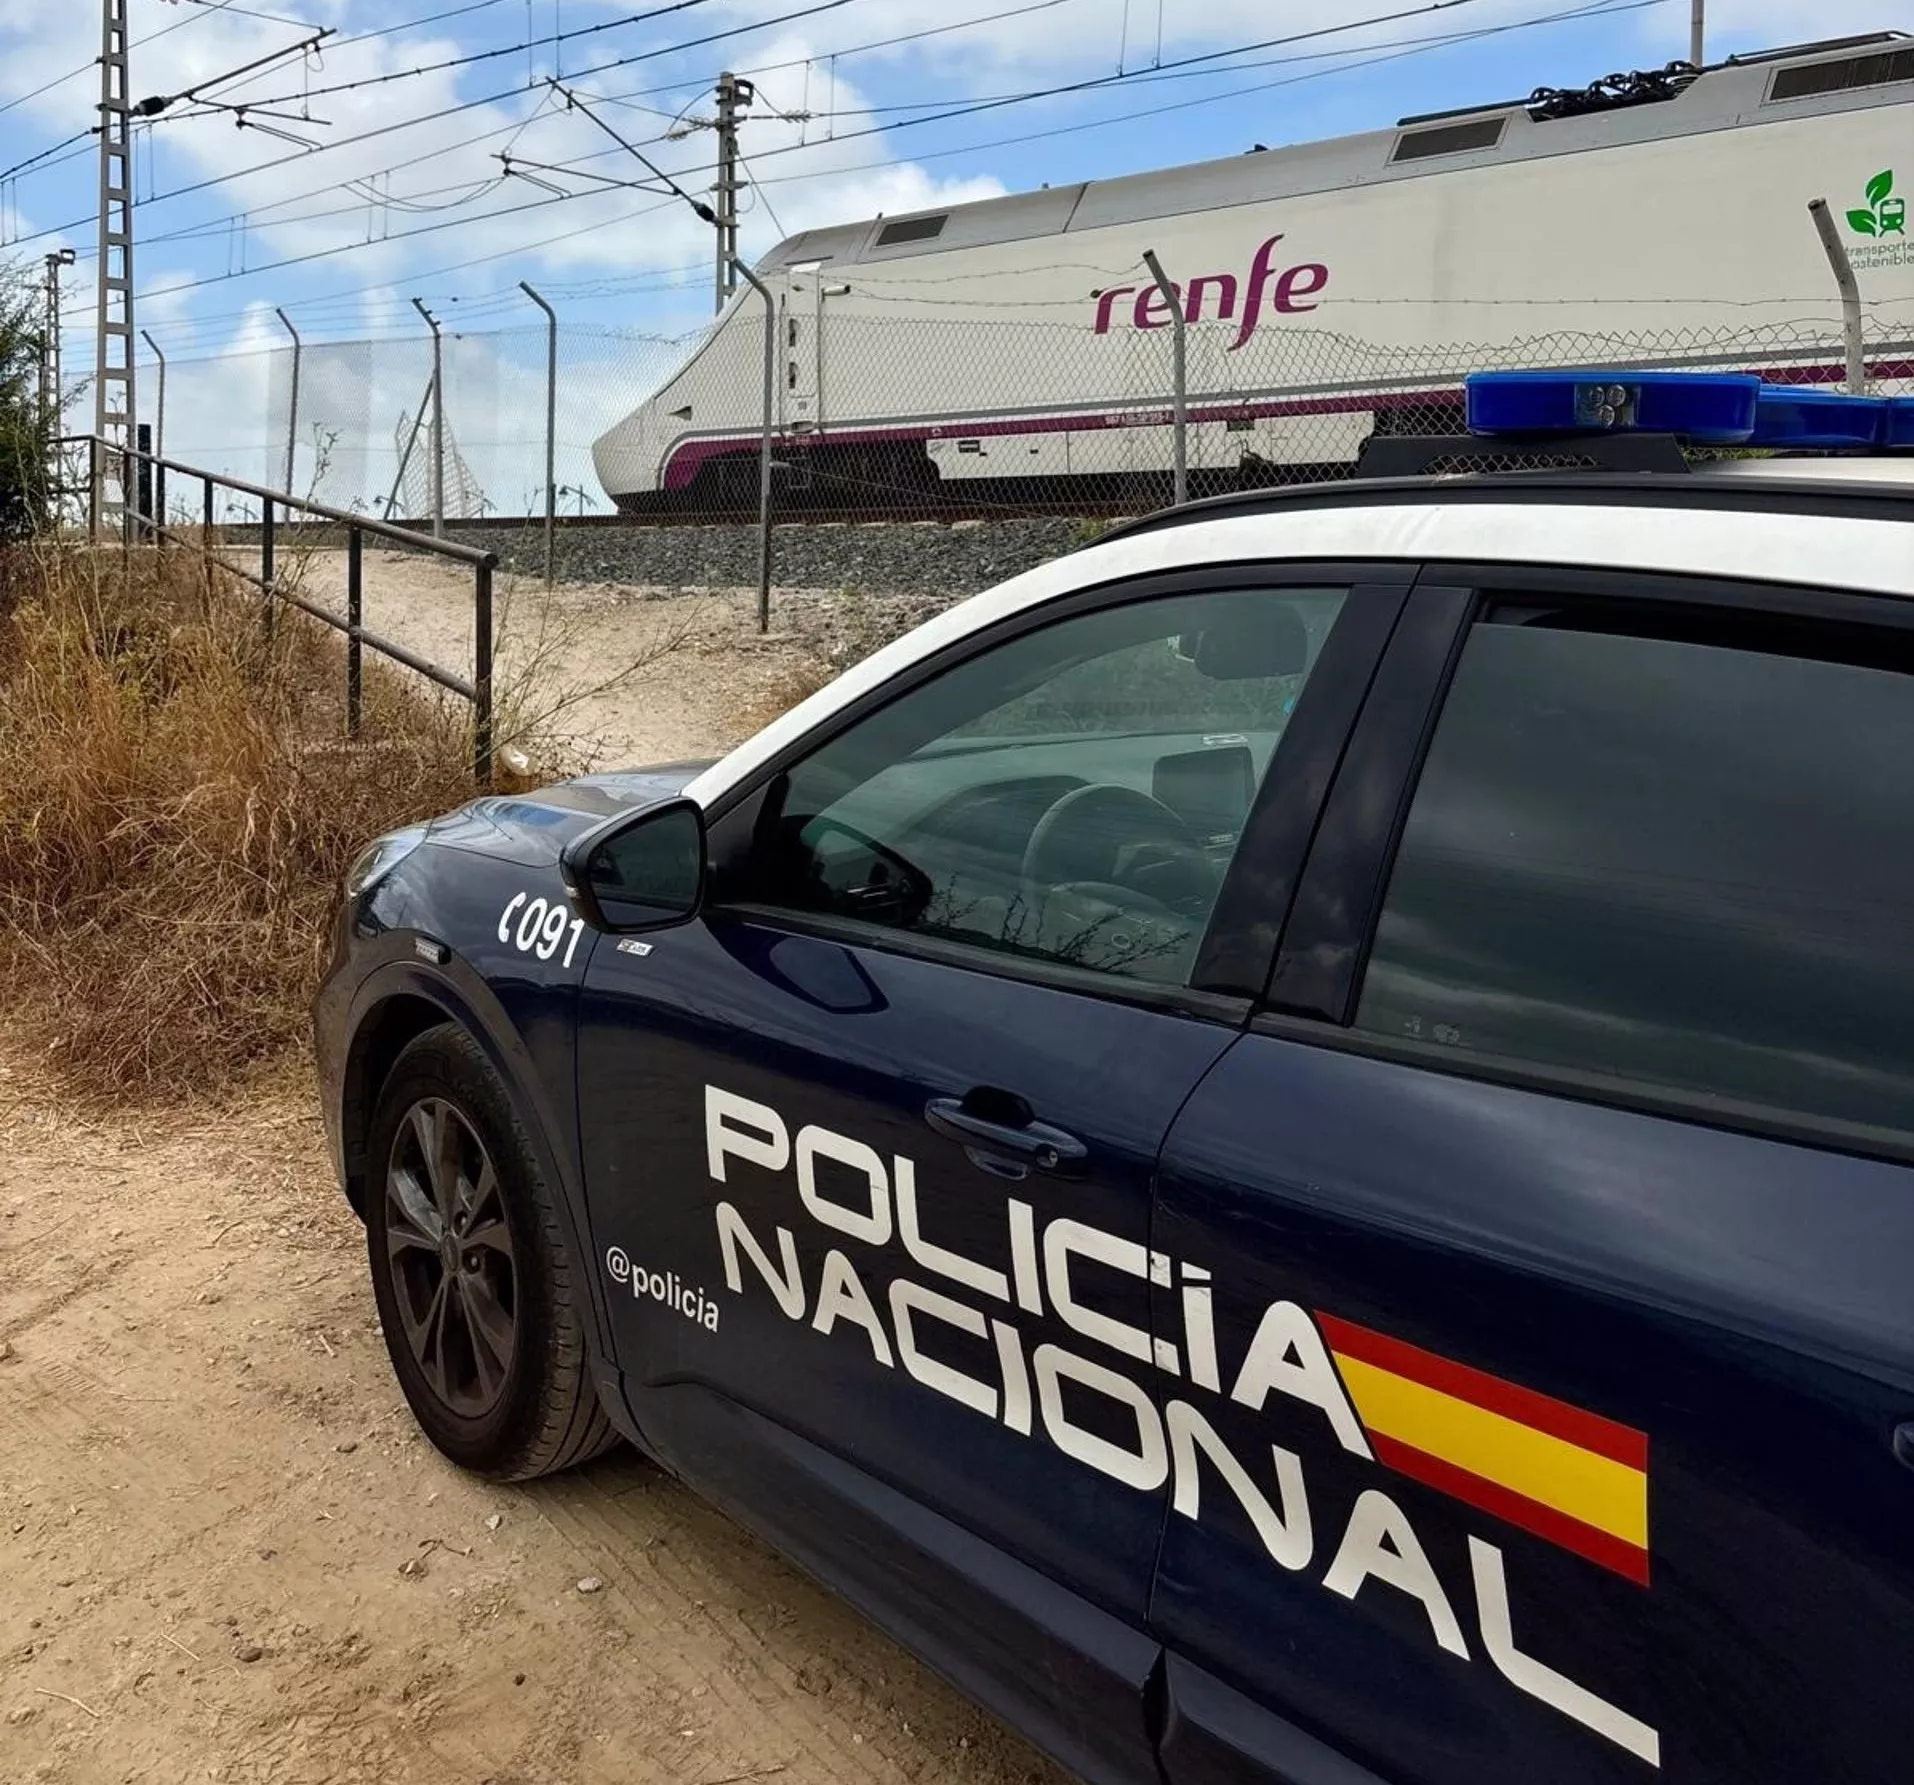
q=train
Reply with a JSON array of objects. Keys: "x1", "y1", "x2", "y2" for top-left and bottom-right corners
[{"x1": 592, "y1": 32, "x2": 1914, "y2": 514}]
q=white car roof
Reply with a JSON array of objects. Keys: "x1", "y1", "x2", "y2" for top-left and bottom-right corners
[
  {"x1": 685, "y1": 482, "x2": 1914, "y2": 808},
  {"x1": 1704, "y1": 457, "x2": 1914, "y2": 485}
]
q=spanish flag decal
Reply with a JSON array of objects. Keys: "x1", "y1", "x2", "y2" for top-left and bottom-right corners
[{"x1": 1317, "y1": 1314, "x2": 1651, "y2": 1587}]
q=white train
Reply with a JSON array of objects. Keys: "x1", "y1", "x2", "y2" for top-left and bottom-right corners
[{"x1": 593, "y1": 33, "x2": 1914, "y2": 512}]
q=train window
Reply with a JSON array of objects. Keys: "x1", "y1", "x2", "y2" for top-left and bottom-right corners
[
  {"x1": 874, "y1": 214, "x2": 948, "y2": 248},
  {"x1": 1767, "y1": 45, "x2": 1914, "y2": 100},
  {"x1": 1390, "y1": 117, "x2": 1505, "y2": 162}
]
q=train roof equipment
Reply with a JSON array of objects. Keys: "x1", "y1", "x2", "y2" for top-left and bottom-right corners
[{"x1": 759, "y1": 34, "x2": 1913, "y2": 278}]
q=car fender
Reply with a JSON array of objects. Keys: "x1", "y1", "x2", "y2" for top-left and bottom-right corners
[{"x1": 335, "y1": 945, "x2": 622, "y2": 1375}]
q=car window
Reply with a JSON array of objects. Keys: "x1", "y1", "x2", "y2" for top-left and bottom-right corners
[
  {"x1": 736, "y1": 587, "x2": 1350, "y2": 985},
  {"x1": 1355, "y1": 607, "x2": 1914, "y2": 1138}
]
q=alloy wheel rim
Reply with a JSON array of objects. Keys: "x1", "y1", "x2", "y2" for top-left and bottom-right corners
[{"x1": 383, "y1": 1097, "x2": 519, "y2": 1419}]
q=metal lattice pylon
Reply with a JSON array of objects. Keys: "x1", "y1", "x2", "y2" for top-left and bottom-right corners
[{"x1": 92, "y1": 0, "x2": 135, "y2": 536}]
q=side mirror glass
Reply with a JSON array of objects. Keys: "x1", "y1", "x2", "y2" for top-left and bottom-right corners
[{"x1": 560, "y1": 797, "x2": 707, "y2": 933}]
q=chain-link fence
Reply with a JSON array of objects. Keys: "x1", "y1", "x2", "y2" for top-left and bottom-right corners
[{"x1": 79, "y1": 300, "x2": 1914, "y2": 542}]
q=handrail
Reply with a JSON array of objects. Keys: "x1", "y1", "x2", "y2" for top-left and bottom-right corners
[
  {"x1": 59, "y1": 434, "x2": 498, "y2": 565},
  {"x1": 58, "y1": 433, "x2": 500, "y2": 783}
]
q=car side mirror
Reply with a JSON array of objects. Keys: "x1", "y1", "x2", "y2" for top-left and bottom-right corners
[{"x1": 559, "y1": 796, "x2": 707, "y2": 934}]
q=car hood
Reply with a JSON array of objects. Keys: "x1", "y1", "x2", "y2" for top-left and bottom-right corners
[{"x1": 425, "y1": 760, "x2": 713, "y2": 867}]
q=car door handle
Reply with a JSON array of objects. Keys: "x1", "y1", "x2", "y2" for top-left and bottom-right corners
[{"x1": 924, "y1": 1092, "x2": 1086, "y2": 1174}]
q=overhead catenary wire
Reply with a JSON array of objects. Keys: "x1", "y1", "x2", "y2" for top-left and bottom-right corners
[
  {"x1": 68, "y1": 0, "x2": 1664, "y2": 342},
  {"x1": 197, "y1": 0, "x2": 854, "y2": 112},
  {"x1": 85, "y1": 0, "x2": 1664, "y2": 334},
  {"x1": 42, "y1": 0, "x2": 1529, "y2": 262},
  {"x1": 0, "y1": 0, "x2": 279, "y2": 121},
  {"x1": 2, "y1": 0, "x2": 874, "y2": 250},
  {"x1": 0, "y1": 131, "x2": 94, "y2": 185},
  {"x1": 51, "y1": 2, "x2": 1078, "y2": 252},
  {"x1": 176, "y1": 0, "x2": 323, "y2": 26}
]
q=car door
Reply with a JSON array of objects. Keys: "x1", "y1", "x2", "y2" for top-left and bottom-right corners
[
  {"x1": 1149, "y1": 567, "x2": 1914, "y2": 1785},
  {"x1": 574, "y1": 566, "x2": 1408, "y2": 1785}
]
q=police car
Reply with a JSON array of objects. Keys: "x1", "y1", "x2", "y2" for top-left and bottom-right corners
[{"x1": 315, "y1": 373, "x2": 1914, "y2": 1785}]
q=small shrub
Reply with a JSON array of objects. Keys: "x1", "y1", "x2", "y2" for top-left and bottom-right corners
[{"x1": 0, "y1": 269, "x2": 50, "y2": 546}]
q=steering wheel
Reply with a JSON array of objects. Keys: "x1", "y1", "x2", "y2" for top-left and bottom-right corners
[{"x1": 1021, "y1": 783, "x2": 1214, "y2": 910}]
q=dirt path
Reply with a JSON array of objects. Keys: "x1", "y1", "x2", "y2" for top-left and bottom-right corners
[
  {"x1": 255, "y1": 549, "x2": 940, "y2": 773},
  {"x1": 0, "y1": 1052, "x2": 1063, "y2": 1785}
]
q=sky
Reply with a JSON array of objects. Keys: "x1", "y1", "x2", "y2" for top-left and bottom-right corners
[{"x1": 0, "y1": 0, "x2": 1895, "y2": 505}]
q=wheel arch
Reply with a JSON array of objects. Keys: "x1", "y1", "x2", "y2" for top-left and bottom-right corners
[
  {"x1": 333, "y1": 962, "x2": 618, "y2": 1383},
  {"x1": 338, "y1": 991, "x2": 451, "y2": 1217}
]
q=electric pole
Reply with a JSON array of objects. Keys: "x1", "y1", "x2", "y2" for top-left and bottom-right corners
[
  {"x1": 41, "y1": 249, "x2": 75, "y2": 437},
  {"x1": 712, "y1": 71, "x2": 754, "y2": 315},
  {"x1": 93, "y1": 0, "x2": 136, "y2": 538},
  {"x1": 1690, "y1": 0, "x2": 1704, "y2": 66}
]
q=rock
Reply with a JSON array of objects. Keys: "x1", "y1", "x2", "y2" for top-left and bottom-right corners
[
  {"x1": 484, "y1": 1513, "x2": 503, "y2": 1532},
  {"x1": 398, "y1": 1557, "x2": 427, "y2": 1579},
  {"x1": 575, "y1": 1576, "x2": 603, "y2": 1595},
  {"x1": 6, "y1": 1705, "x2": 36, "y2": 1726},
  {"x1": 335, "y1": 1440, "x2": 358, "y2": 1455},
  {"x1": 513, "y1": 1673, "x2": 526, "y2": 1686},
  {"x1": 445, "y1": 518, "x2": 1090, "y2": 605},
  {"x1": 233, "y1": 1640, "x2": 264, "y2": 1664}
]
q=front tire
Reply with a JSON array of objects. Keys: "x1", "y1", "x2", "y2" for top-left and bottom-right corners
[{"x1": 364, "y1": 1024, "x2": 616, "y2": 1479}]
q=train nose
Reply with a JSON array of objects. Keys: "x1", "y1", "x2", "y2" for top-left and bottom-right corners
[{"x1": 591, "y1": 404, "x2": 669, "y2": 507}]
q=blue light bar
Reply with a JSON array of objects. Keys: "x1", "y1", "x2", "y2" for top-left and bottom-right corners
[
  {"x1": 1466, "y1": 370, "x2": 1761, "y2": 443},
  {"x1": 1750, "y1": 386, "x2": 1887, "y2": 449}
]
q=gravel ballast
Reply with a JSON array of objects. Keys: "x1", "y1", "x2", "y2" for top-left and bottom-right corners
[{"x1": 444, "y1": 516, "x2": 1108, "y2": 598}]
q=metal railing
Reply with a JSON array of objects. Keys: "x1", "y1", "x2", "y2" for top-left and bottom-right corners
[{"x1": 61, "y1": 434, "x2": 500, "y2": 784}]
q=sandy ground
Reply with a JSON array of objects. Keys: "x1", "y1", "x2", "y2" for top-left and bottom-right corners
[
  {"x1": 0, "y1": 559, "x2": 1061, "y2": 1785},
  {"x1": 257, "y1": 547, "x2": 936, "y2": 774}
]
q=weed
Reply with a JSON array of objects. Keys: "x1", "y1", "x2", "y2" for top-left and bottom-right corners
[{"x1": 0, "y1": 538, "x2": 512, "y2": 1101}]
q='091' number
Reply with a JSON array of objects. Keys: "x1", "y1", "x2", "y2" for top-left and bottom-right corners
[{"x1": 497, "y1": 891, "x2": 585, "y2": 968}]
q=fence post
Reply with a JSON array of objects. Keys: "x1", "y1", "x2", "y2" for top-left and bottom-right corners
[
  {"x1": 1142, "y1": 249, "x2": 1187, "y2": 506},
  {"x1": 473, "y1": 557, "x2": 494, "y2": 785},
  {"x1": 261, "y1": 497, "x2": 276, "y2": 642},
  {"x1": 202, "y1": 474, "x2": 214, "y2": 607},
  {"x1": 1806, "y1": 198, "x2": 1866, "y2": 394},
  {"x1": 346, "y1": 526, "x2": 364, "y2": 738},
  {"x1": 275, "y1": 307, "x2": 302, "y2": 493},
  {"x1": 411, "y1": 297, "x2": 445, "y2": 538},
  {"x1": 731, "y1": 258, "x2": 776, "y2": 635},
  {"x1": 88, "y1": 437, "x2": 100, "y2": 541},
  {"x1": 141, "y1": 328, "x2": 166, "y2": 517},
  {"x1": 519, "y1": 281, "x2": 557, "y2": 590},
  {"x1": 382, "y1": 377, "x2": 435, "y2": 523},
  {"x1": 135, "y1": 424, "x2": 153, "y2": 541}
]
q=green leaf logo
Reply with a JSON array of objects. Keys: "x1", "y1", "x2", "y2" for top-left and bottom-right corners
[
  {"x1": 1866, "y1": 169, "x2": 1894, "y2": 206},
  {"x1": 1848, "y1": 208, "x2": 1880, "y2": 236}
]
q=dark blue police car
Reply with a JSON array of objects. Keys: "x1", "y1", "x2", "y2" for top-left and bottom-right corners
[{"x1": 315, "y1": 375, "x2": 1914, "y2": 1785}]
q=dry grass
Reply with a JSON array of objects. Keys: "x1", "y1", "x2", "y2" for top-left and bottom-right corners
[
  {"x1": 0, "y1": 539, "x2": 523, "y2": 1102},
  {"x1": 729, "y1": 657, "x2": 837, "y2": 738}
]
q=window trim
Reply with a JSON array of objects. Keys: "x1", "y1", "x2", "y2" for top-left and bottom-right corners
[
  {"x1": 1255, "y1": 561, "x2": 1914, "y2": 1169},
  {"x1": 700, "y1": 561, "x2": 1415, "y2": 1016},
  {"x1": 713, "y1": 899, "x2": 1258, "y2": 1029}
]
